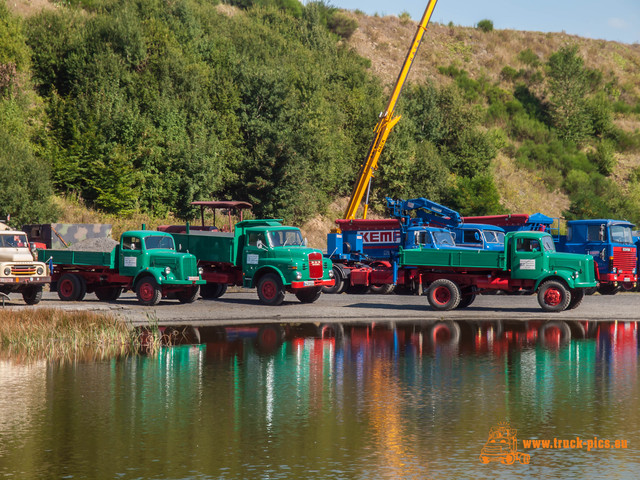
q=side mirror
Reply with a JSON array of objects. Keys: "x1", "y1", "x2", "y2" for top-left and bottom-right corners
[
  {"x1": 257, "y1": 239, "x2": 266, "y2": 250},
  {"x1": 599, "y1": 224, "x2": 605, "y2": 242},
  {"x1": 303, "y1": 237, "x2": 308, "y2": 247}
]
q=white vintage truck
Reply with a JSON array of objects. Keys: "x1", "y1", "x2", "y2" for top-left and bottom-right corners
[{"x1": 0, "y1": 222, "x2": 50, "y2": 304}]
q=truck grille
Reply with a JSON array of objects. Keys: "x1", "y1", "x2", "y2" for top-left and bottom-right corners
[
  {"x1": 613, "y1": 247, "x2": 636, "y2": 272},
  {"x1": 308, "y1": 252, "x2": 323, "y2": 279},
  {"x1": 183, "y1": 256, "x2": 198, "y2": 276},
  {"x1": 11, "y1": 265, "x2": 37, "y2": 276}
]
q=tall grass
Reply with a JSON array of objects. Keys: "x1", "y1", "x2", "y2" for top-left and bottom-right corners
[{"x1": 0, "y1": 309, "x2": 165, "y2": 362}]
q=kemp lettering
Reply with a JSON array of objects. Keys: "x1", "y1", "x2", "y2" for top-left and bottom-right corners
[{"x1": 359, "y1": 230, "x2": 401, "y2": 244}]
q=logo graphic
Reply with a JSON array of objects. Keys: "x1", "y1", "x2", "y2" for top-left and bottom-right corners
[{"x1": 479, "y1": 422, "x2": 530, "y2": 465}]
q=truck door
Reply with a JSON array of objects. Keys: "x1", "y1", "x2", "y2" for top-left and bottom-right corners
[
  {"x1": 585, "y1": 223, "x2": 608, "y2": 274},
  {"x1": 511, "y1": 236, "x2": 543, "y2": 280},
  {"x1": 242, "y1": 231, "x2": 266, "y2": 281},
  {"x1": 119, "y1": 234, "x2": 143, "y2": 276}
]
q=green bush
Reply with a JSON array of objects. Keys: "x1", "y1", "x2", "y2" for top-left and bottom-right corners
[
  {"x1": 588, "y1": 140, "x2": 616, "y2": 176},
  {"x1": 476, "y1": 19, "x2": 493, "y2": 33},
  {"x1": 517, "y1": 48, "x2": 540, "y2": 67},
  {"x1": 500, "y1": 66, "x2": 519, "y2": 82},
  {"x1": 327, "y1": 11, "x2": 358, "y2": 39}
]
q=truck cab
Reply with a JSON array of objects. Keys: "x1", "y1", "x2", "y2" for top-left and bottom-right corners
[
  {"x1": 0, "y1": 224, "x2": 50, "y2": 304},
  {"x1": 449, "y1": 224, "x2": 505, "y2": 251},
  {"x1": 235, "y1": 221, "x2": 333, "y2": 296},
  {"x1": 556, "y1": 219, "x2": 637, "y2": 294}
]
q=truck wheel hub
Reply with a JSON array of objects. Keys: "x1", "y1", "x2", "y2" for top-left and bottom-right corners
[
  {"x1": 544, "y1": 288, "x2": 561, "y2": 306},
  {"x1": 433, "y1": 287, "x2": 451, "y2": 305}
]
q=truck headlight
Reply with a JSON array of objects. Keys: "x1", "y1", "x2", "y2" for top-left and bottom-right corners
[
  {"x1": 3, "y1": 267, "x2": 10, "y2": 276},
  {"x1": 36, "y1": 266, "x2": 44, "y2": 276},
  {"x1": 295, "y1": 271, "x2": 302, "y2": 280},
  {"x1": 164, "y1": 266, "x2": 171, "y2": 275},
  {"x1": 329, "y1": 270, "x2": 335, "y2": 278},
  {"x1": 198, "y1": 267, "x2": 203, "y2": 275},
  {"x1": 612, "y1": 267, "x2": 617, "y2": 274}
]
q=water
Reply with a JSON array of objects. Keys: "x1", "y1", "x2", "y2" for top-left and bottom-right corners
[{"x1": 1, "y1": 320, "x2": 639, "y2": 479}]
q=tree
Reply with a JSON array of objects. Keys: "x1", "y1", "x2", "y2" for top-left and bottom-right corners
[{"x1": 546, "y1": 45, "x2": 593, "y2": 144}]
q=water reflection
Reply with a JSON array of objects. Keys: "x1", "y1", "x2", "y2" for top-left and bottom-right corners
[{"x1": 1, "y1": 320, "x2": 639, "y2": 479}]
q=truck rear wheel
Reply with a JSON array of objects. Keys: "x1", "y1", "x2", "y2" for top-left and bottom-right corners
[
  {"x1": 369, "y1": 284, "x2": 395, "y2": 294},
  {"x1": 95, "y1": 287, "x2": 122, "y2": 302},
  {"x1": 598, "y1": 284, "x2": 620, "y2": 295},
  {"x1": 257, "y1": 273, "x2": 285, "y2": 306},
  {"x1": 295, "y1": 287, "x2": 322, "y2": 304},
  {"x1": 136, "y1": 277, "x2": 161, "y2": 306},
  {"x1": 426, "y1": 279, "x2": 461, "y2": 311},
  {"x1": 58, "y1": 273, "x2": 83, "y2": 301},
  {"x1": 177, "y1": 286, "x2": 200, "y2": 304},
  {"x1": 200, "y1": 283, "x2": 227, "y2": 299},
  {"x1": 537, "y1": 280, "x2": 571, "y2": 312},
  {"x1": 22, "y1": 285, "x2": 43, "y2": 305}
]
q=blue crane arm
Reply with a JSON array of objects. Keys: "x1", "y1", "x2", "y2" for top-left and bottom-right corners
[{"x1": 386, "y1": 197, "x2": 462, "y2": 230}]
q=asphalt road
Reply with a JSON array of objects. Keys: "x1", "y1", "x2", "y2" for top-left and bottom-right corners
[{"x1": 4, "y1": 289, "x2": 640, "y2": 326}]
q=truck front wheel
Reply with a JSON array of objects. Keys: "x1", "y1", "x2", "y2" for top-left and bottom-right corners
[
  {"x1": 295, "y1": 287, "x2": 322, "y2": 304},
  {"x1": 426, "y1": 279, "x2": 461, "y2": 311},
  {"x1": 22, "y1": 285, "x2": 43, "y2": 305},
  {"x1": 136, "y1": 277, "x2": 161, "y2": 306},
  {"x1": 58, "y1": 273, "x2": 83, "y2": 301},
  {"x1": 257, "y1": 274, "x2": 285, "y2": 306},
  {"x1": 537, "y1": 280, "x2": 571, "y2": 312}
]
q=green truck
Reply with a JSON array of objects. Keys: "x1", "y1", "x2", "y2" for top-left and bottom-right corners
[
  {"x1": 395, "y1": 231, "x2": 596, "y2": 311},
  {"x1": 39, "y1": 230, "x2": 204, "y2": 306},
  {"x1": 167, "y1": 219, "x2": 335, "y2": 306}
]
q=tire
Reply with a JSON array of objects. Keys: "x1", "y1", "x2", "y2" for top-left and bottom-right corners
[
  {"x1": 537, "y1": 280, "x2": 571, "y2": 312},
  {"x1": 22, "y1": 285, "x2": 43, "y2": 305},
  {"x1": 598, "y1": 283, "x2": 620, "y2": 295},
  {"x1": 426, "y1": 279, "x2": 461, "y2": 311},
  {"x1": 322, "y1": 266, "x2": 346, "y2": 294},
  {"x1": 200, "y1": 283, "x2": 227, "y2": 299},
  {"x1": 177, "y1": 286, "x2": 200, "y2": 304},
  {"x1": 369, "y1": 284, "x2": 395, "y2": 295},
  {"x1": 255, "y1": 325, "x2": 285, "y2": 353},
  {"x1": 567, "y1": 288, "x2": 585, "y2": 310},
  {"x1": 57, "y1": 273, "x2": 83, "y2": 301},
  {"x1": 257, "y1": 273, "x2": 285, "y2": 306},
  {"x1": 95, "y1": 287, "x2": 122, "y2": 302},
  {"x1": 76, "y1": 275, "x2": 87, "y2": 301},
  {"x1": 295, "y1": 287, "x2": 322, "y2": 304},
  {"x1": 136, "y1": 277, "x2": 161, "y2": 306},
  {"x1": 456, "y1": 291, "x2": 476, "y2": 309},
  {"x1": 584, "y1": 287, "x2": 597, "y2": 295}
]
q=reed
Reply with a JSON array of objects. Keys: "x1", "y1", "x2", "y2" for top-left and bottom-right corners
[{"x1": 0, "y1": 309, "x2": 164, "y2": 361}]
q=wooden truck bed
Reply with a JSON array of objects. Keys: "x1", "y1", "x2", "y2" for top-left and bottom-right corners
[
  {"x1": 399, "y1": 247, "x2": 506, "y2": 270},
  {"x1": 172, "y1": 232, "x2": 236, "y2": 264},
  {"x1": 38, "y1": 248, "x2": 117, "y2": 268}
]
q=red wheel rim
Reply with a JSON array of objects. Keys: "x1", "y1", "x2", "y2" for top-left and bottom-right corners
[
  {"x1": 59, "y1": 279, "x2": 74, "y2": 297},
  {"x1": 261, "y1": 280, "x2": 276, "y2": 300},
  {"x1": 139, "y1": 282, "x2": 155, "y2": 302},
  {"x1": 544, "y1": 288, "x2": 562, "y2": 306},
  {"x1": 433, "y1": 286, "x2": 451, "y2": 305}
]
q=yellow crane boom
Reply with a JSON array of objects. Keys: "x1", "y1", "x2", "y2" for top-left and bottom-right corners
[{"x1": 344, "y1": 0, "x2": 439, "y2": 220}]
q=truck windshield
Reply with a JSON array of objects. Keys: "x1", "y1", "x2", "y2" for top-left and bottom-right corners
[
  {"x1": 433, "y1": 231, "x2": 456, "y2": 246},
  {"x1": 144, "y1": 235, "x2": 175, "y2": 250},
  {"x1": 542, "y1": 236, "x2": 556, "y2": 252},
  {"x1": 610, "y1": 225, "x2": 634, "y2": 244},
  {"x1": 484, "y1": 231, "x2": 504, "y2": 244},
  {"x1": 268, "y1": 229, "x2": 304, "y2": 247},
  {"x1": 0, "y1": 234, "x2": 28, "y2": 248}
]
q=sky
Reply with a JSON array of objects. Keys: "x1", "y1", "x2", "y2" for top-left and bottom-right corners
[{"x1": 328, "y1": 0, "x2": 640, "y2": 45}]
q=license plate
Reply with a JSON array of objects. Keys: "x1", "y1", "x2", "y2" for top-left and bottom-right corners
[
  {"x1": 303, "y1": 280, "x2": 315, "y2": 287},
  {"x1": 624, "y1": 277, "x2": 631, "y2": 281},
  {"x1": 188, "y1": 276, "x2": 199, "y2": 281}
]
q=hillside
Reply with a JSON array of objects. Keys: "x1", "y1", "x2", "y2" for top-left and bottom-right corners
[
  {"x1": 2, "y1": 0, "x2": 640, "y2": 246},
  {"x1": 342, "y1": 12, "x2": 640, "y2": 218}
]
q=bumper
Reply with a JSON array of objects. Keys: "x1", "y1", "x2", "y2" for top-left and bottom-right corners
[
  {"x1": 600, "y1": 273, "x2": 637, "y2": 284},
  {"x1": 159, "y1": 278, "x2": 206, "y2": 286},
  {"x1": 290, "y1": 279, "x2": 335, "y2": 289},
  {"x1": 0, "y1": 276, "x2": 50, "y2": 285}
]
